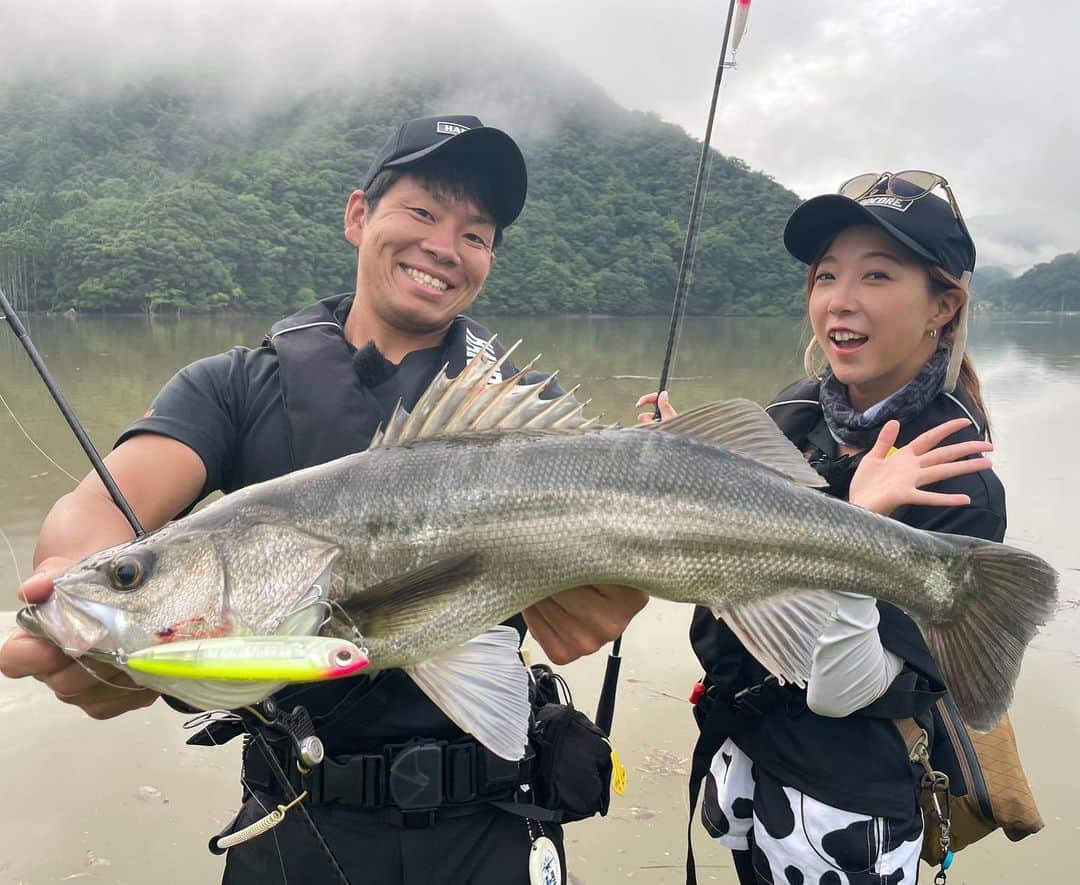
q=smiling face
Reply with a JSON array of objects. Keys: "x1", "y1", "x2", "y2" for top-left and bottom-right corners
[
  {"x1": 809, "y1": 225, "x2": 964, "y2": 410},
  {"x1": 344, "y1": 173, "x2": 497, "y2": 350}
]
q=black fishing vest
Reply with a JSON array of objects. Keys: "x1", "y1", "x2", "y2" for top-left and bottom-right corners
[
  {"x1": 264, "y1": 292, "x2": 520, "y2": 470},
  {"x1": 260, "y1": 293, "x2": 539, "y2": 753}
]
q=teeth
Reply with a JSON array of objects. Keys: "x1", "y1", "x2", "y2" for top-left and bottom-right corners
[
  {"x1": 830, "y1": 330, "x2": 866, "y2": 342},
  {"x1": 404, "y1": 266, "x2": 449, "y2": 291}
]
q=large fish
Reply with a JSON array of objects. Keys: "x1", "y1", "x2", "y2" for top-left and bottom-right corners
[{"x1": 18, "y1": 344, "x2": 1057, "y2": 759}]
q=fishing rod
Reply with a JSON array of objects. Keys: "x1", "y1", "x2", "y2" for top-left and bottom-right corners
[
  {"x1": 596, "y1": 0, "x2": 743, "y2": 737},
  {"x1": 0, "y1": 287, "x2": 145, "y2": 537}
]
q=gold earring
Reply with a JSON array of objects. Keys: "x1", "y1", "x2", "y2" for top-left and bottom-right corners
[{"x1": 928, "y1": 328, "x2": 938, "y2": 338}]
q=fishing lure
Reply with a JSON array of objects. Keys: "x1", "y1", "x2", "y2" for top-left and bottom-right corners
[{"x1": 123, "y1": 635, "x2": 369, "y2": 682}]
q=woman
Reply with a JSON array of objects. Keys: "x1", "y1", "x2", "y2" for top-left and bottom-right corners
[{"x1": 640, "y1": 172, "x2": 1003, "y2": 884}]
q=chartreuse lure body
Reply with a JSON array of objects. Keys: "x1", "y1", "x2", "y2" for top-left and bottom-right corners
[{"x1": 124, "y1": 635, "x2": 369, "y2": 682}]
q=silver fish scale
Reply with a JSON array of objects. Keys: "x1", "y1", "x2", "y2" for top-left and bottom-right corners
[{"x1": 225, "y1": 428, "x2": 968, "y2": 671}]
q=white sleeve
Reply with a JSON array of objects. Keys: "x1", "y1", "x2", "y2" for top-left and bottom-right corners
[{"x1": 805, "y1": 591, "x2": 904, "y2": 718}]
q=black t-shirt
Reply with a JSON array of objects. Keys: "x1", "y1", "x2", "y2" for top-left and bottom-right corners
[
  {"x1": 690, "y1": 378, "x2": 1006, "y2": 819},
  {"x1": 116, "y1": 294, "x2": 548, "y2": 754}
]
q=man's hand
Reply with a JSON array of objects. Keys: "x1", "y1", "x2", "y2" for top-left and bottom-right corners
[
  {"x1": 0, "y1": 557, "x2": 158, "y2": 719},
  {"x1": 848, "y1": 418, "x2": 993, "y2": 517},
  {"x1": 523, "y1": 584, "x2": 649, "y2": 665}
]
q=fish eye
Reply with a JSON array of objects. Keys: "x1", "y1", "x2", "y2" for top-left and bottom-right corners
[{"x1": 110, "y1": 557, "x2": 145, "y2": 591}]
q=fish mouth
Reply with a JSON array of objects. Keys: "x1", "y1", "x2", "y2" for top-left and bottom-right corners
[
  {"x1": 20, "y1": 593, "x2": 115, "y2": 658},
  {"x1": 16, "y1": 605, "x2": 47, "y2": 637}
]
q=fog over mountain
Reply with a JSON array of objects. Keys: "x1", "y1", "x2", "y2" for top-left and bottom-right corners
[{"x1": 1, "y1": 0, "x2": 1075, "y2": 273}]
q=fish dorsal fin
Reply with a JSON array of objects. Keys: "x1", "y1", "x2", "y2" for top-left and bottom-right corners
[
  {"x1": 642, "y1": 399, "x2": 827, "y2": 488},
  {"x1": 370, "y1": 336, "x2": 600, "y2": 449},
  {"x1": 406, "y1": 626, "x2": 530, "y2": 761},
  {"x1": 715, "y1": 590, "x2": 842, "y2": 688}
]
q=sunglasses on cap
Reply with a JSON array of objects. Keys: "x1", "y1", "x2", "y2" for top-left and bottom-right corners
[{"x1": 838, "y1": 170, "x2": 973, "y2": 251}]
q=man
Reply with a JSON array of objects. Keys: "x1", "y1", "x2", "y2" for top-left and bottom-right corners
[{"x1": 0, "y1": 115, "x2": 648, "y2": 884}]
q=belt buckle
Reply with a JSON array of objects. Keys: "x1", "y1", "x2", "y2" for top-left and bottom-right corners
[
  {"x1": 732, "y1": 676, "x2": 780, "y2": 715},
  {"x1": 445, "y1": 742, "x2": 478, "y2": 804},
  {"x1": 386, "y1": 740, "x2": 444, "y2": 811}
]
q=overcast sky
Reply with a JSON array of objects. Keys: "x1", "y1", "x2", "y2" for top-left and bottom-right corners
[{"x1": 2, "y1": 0, "x2": 1076, "y2": 272}]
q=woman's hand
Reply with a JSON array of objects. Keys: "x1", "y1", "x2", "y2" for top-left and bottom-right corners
[
  {"x1": 848, "y1": 418, "x2": 993, "y2": 517},
  {"x1": 635, "y1": 391, "x2": 678, "y2": 424}
]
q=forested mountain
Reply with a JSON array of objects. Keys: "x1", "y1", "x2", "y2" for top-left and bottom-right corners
[
  {"x1": 982, "y1": 251, "x2": 1080, "y2": 312},
  {"x1": 0, "y1": 70, "x2": 806, "y2": 316},
  {"x1": 970, "y1": 265, "x2": 1012, "y2": 299}
]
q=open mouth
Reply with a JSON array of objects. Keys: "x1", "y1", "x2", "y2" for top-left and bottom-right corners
[
  {"x1": 21, "y1": 594, "x2": 114, "y2": 657},
  {"x1": 828, "y1": 329, "x2": 869, "y2": 353},
  {"x1": 400, "y1": 263, "x2": 454, "y2": 295}
]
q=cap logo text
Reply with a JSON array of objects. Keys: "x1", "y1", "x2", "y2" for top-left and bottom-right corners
[
  {"x1": 436, "y1": 121, "x2": 470, "y2": 136},
  {"x1": 859, "y1": 195, "x2": 913, "y2": 212}
]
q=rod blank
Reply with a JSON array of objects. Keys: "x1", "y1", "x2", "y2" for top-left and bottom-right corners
[{"x1": 0, "y1": 288, "x2": 145, "y2": 538}]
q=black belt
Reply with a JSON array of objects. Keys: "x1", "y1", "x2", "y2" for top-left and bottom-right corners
[{"x1": 244, "y1": 736, "x2": 534, "y2": 824}]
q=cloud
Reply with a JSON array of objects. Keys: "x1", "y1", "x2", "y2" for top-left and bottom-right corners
[
  {"x1": 503, "y1": 0, "x2": 1080, "y2": 267},
  {"x1": 1, "y1": 0, "x2": 1075, "y2": 270}
]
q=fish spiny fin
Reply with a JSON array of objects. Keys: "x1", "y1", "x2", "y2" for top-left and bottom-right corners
[
  {"x1": 406, "y1": 626, "x2": 530, "y2": 761},
  {"x1": 369, "y1": 336, "x2": 599, "y2": 448},
  {"x1": 336, "y1": 555, "x2": 480, "y2": 635},
  {"x1": 716, "y1": 590, "x2": 841, "y2": 688},
  {"x1": 414, "y1": 342, "x2": 524, "y2": 440},
  {"x1": 371, "y1": 339, "x2": 522, "y2": 447},
  {"x1": 643, "y1": 400, "x2": 827, "y2": 488},
  {"x1": 914, "y1": 535, "x2": 1057, "y2": 732}
]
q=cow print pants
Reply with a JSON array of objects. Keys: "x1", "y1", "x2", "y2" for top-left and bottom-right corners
[{"x1": 701, "y1": 738, "x2": 924, "y2": 884}]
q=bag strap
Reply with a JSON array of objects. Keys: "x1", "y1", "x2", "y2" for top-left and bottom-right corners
[
  {"x1": 894, "y1": 716, "x2": 926, "y2": 757},
  {"x1": 685, "y1": 697, "x2": 736, "y2": 885},
  {"x1": 895, "y1": 715, "x2": 955, "y2": 879}
]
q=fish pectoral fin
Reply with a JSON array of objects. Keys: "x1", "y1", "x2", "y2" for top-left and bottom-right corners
[
  {"x1": 641, "y1": 399, "x2": 827, "y2": 488},
  {"x1": 338, "y1": 554, "x2": 480, "y2": 635},
  {"x1": 716, "y1": 590, "x2": 842, "y2": 688},
  {"x1": 405, "y1": 626, "x2": 530, "y2": 761}
]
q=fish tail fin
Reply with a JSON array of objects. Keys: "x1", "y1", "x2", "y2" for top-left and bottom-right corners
[{"x1": 919, "y1": 537, "x2": 1057, "y2": 732}]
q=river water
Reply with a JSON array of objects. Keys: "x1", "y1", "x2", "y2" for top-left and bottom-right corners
[{"x1": 1, "y1": 313, "x2": 1078, "y2": 883}]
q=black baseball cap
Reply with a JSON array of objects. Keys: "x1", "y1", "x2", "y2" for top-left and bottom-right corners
[
  {"x1": 784, "y1": 181, "x2": 976, "y2": 279},
  {"x1": 360, "y1": 115, "x2": 527, "y2": 229}
]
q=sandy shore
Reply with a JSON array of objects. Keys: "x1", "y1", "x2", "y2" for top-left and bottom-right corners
[{"x1": 2, "y1": 603, "x2": 1077, "y2": 885}]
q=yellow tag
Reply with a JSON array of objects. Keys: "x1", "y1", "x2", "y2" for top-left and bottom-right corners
[
  {"x1": 885, "y1": 446, "x2": 899, "y2": 458},
  {"x1": 610, "y1": 749, "x2": 627, "y2": 796}
]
